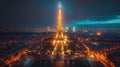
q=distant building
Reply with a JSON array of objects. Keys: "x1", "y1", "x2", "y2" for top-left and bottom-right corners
[
  {"x1": 65, "y1": 26, "x2": 72, "y2": 32},
  {"x1": 47, "y1": 26, "x2": 50, "y2": 32},
  {"x1": 73, "y1": 26, "x2": 76, "y2": 32}
]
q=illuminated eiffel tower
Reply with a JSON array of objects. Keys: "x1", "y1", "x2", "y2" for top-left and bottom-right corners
[{"x1": 52, "y1": 2, "x2": 68, "y2": 56}]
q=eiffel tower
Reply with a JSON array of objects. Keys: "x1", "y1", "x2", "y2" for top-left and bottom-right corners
[{"x1": 52, "y1": 2, "x2": 68, "y2": 58}]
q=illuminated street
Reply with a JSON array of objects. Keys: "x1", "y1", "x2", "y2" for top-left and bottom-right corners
[{"x1": 0, "y1": 0, "x2": 120, "y2": 67}]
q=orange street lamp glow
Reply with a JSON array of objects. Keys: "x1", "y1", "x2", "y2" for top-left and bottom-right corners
[{"x1": 96, "y1": 32, "x2": 101, "y2": 36}]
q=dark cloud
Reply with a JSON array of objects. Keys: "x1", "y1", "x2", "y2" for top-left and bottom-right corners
[
  {"x1": 63, "y1": 0, "x2": 120, "y2": 21},
  {"x1": 0, "y1": 0, "x2": 120, "y2": 28}
]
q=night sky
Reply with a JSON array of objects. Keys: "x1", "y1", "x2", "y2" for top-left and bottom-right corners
[{"x1": 0, "y1": 0, "x2": 120, "y2": 28}]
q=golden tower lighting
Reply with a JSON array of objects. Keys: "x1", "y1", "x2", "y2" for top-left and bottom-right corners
[
  {"x1": 58, "y1": 1, "x2": 62, "y2": 32},
  {"x1": 52, "y1": 2, "x2": 68, "y2": 55}
]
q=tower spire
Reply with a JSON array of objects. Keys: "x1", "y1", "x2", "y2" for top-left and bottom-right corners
[{"x1": 58, "y1": 1, "x2": 62, "y2": 32}]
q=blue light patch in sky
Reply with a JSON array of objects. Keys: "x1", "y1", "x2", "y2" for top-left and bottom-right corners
[{"x1": 65, "y1": 15, "x2": 120, "y2": 26}]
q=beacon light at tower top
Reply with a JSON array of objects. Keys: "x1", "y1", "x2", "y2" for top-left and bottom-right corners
[{"x1": 59, "y1": 1, "x2": 61, "y2": 8}]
